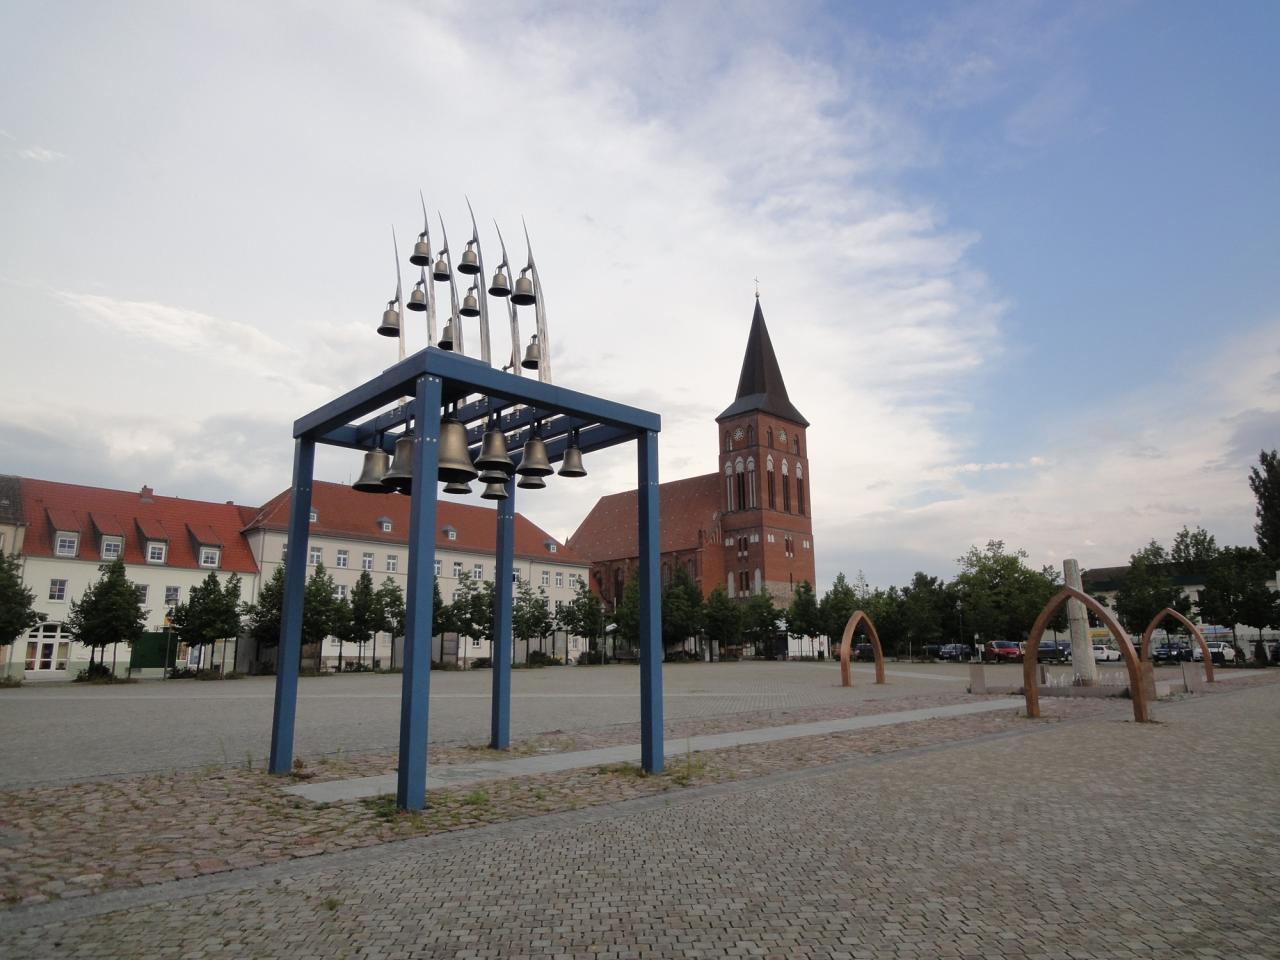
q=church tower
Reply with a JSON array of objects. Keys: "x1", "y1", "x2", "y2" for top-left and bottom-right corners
[{"x1": 715, "y1": 298, "x2": 816, "y2": 604}]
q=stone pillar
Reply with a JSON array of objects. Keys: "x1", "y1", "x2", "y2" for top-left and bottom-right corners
[{"x1": 1063, "y1": 559, "x2": 1098, "y2": 686}]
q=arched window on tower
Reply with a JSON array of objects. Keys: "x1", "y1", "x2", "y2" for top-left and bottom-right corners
[
  {"x1": 746, "y1": 457, "x2": 757, "y2": 508},
  {"x1": 724, "y1": 461, "x2": 734, "y2": 511},
  {"x1": 781, "y1": 460, "x2": 791, "y2": 513},
  {"x1": 792, "y1": 436, "x2": 799, "y2": 454},
  {"x1": 767, "y1": 427, "x2": 773, "y2": 448},
  {"x1": 735, "y1": 458, "x2": 746, "y2": 513},
  {"x1": 747, "y1": 425, "x2": 755, "y2": 445},
  {"x1": 796, "y1": 462, "x2": 806, "y2": 516},
  {"x1": 766, "y1": 455, "x2": 776, "y2": 510}
]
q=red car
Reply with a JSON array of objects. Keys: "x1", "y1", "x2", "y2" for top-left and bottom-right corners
[{"x1": 982, "y1": 640, "x2": 1023, "y2": 663}]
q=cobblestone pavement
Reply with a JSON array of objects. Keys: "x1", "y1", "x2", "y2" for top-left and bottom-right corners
[
  {"x1": 2, "y1": 677, "x2": 1276, "y2": 958},
  {"x1": 0, "y1": 660, "x2": 1203, "y2": 788}
]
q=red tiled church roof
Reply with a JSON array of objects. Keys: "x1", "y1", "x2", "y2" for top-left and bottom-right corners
[
  {"x1": 243, "y1": 481, "x2": 587, "y2": 566},
  {"x1": 20, "y1": 478, "x2": 259, "y2": 573},
  {"x1": 567, "y1": 473, "x2": 722, "y2": 563}
]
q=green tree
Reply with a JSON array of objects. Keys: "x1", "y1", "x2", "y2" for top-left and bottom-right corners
[
  {"x1": 1171, "y1": 525, "x2": 1219, "y2": 573},
  {"x1": 614, "y1": 574, "x2": 641, "y2": 656},
  {"x1": 242, "y1": 565, "x2": 285, "y2": 668},
  {"x1": 661, "y1": 566, "x2": 704, "y2": 657},
  {"x1": 819, "y1": 573, "x2": 859, "y2": 645},
  {"x1": 65, "y1": 559, "x2": 146, "y2": 672},
  {"x1": 901, "y1": 572, "x2": 947, "y2": 657},
  {"x1": 513, "y1": 577, "x2": 553, "y2": 660},
  {"x1": 559, "y1": 578, "x2": 605, "y2": 661},
  {"x1": 952, "y1": 541, "x2": 1061, "y2": 647},
  {"x1": 1199, "y1": 545, "x2": 1275, "y2": 660},
  {"x1": 348, "y1": 570, "x2": 386, "y2": 668},
  {"x1": 741, "y1": 592, "x2": 778, "y2": 658},
  {"x1": 864, "y1": 586, "x2": 907, "y2": 657},
  {"x1": 1112, "y1": 541, "x2": 1188, "y2": 635},
  {"x1": 169, "y1": 571, "x2": 242, "y2": 673},
  {"x1": 375, "y1": 576, "x2": 405, "y2": 670},
  {"x1": 330, "y1": 594, "x2": 355, "y2": 671},
  {"x1": 703, "y1": 585, "x2": 741, "y2": 659},
  {"x1": 1250, "y1": 449, "x2": 1280, "y2": 565},
  {"x1": 302, "y1": 563, "x2": 338, "y2": 670},
  {"x1": 787, "y1": 580, "x2": 822, "y2": 656},
  {"x1": 0, "y1": 553, "x2": 44, "y2": 650}
]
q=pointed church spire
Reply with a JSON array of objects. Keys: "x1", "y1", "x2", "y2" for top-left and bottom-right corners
[{"x1": 716, "y1": 299, "x2": 808, "y2": 426}]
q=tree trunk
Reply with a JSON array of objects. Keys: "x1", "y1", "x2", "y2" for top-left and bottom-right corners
[
  {"x1": 372, "y1": 634, "x2": 378, "y2": 672},
  {"x1": 338, "y1": 639, "x2": 344, "y2": 673}
]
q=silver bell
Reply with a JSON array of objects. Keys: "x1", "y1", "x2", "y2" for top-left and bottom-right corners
[
  {"x1": 521, "y1": 335, "x2": 541, "y2": 370},
  {"x1": 558, "y1": 444, "x2": 587, "y2": 478},
  {"x1": 409, "y1": 238, "x2": 432, "y2": 266},
  {"x1": 475, "y1": 426, "x2": 515, "y2": 477},
  {"x1": 460, "y1": 287, "x2": 480, "y2": 318},
  {"x1": 457, "y1": 244, "x2": 480, "y2": 275},
  {"x1": 377, "y1": 302, "x2": 400, "y2": 337},
  {"x1": 480, "y1": 481, "x2": 509, "y2": 501},
  {"x1": 438, "y1": 319, "x2": 455, "y2": 351},
  {"x1": 511, "y1": 272, "x2": 536, "y2": 306},
  {"x1": 488, "y1": 270, "x2": 511, "y2": 297},
  {"x1": 353, "y1": 448, "x2": 392, "y2": 493},
  {"x1": 437, "y1": 416, "x2": 479, "y2": 484},
  {"x1": 516, "y1": 433, "x2": 553, "y2": 477},
  {"x1": 442, "y1": 480, "x2": 472, "y2": 496},
  {"x1": 383, "y1": 435, "x2": 415, "y2": 493},
  {"x1": 517, "y1": 473, "x2": 546, "y2": 490},
  {"x1": 407, "y1": 282, "x2": 427, "y2": 312},
  {"x1": 432, "y1": 253, "x2": 451, "y2": 281}
]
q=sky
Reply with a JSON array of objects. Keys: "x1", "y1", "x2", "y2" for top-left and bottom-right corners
[{"x1": 1, "y1": 0, "x2": 1278, "y2": 591}]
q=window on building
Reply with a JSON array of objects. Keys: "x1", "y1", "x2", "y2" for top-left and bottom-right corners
[
  {"x1": 101, "y1": 537, "x2": 123, "y2": 560},
  {"x1": 443, "y1": 526, "x2": 457, "y2": 541},
  {"x1": 555, "y1": 571, "x2": 564, "y2": 588},
  {"x1": 380, "y1": 520, "x2": 393, "y2": 533},
  {"x1": 724, "y1": 431, "x2": 731, "y2": 452},
  {"x1": 199, "y1": 547, "x2": 220, "y2": 568},
  {"x1": 309, "y1": 510, "x2": 317, "y2": 522},
  {"x1": 747, "y1": 425, "x2": 755, "y2": 445},
  {"x1": 362, "y1": 552, "x2": 374, "y2": 571},
  {"x1": 25, "y1": 623, "x2": 69, "y2": 671},
  {"x1": 767, "y1": 427, "x2": 773, "y2": 448},
  {"x1": 746, "y1": 458, "x2": 757, "y2": 508},
  {"x1": 386, "y1": 554, "x2": 398, "y2": 573},
  {"x1": 335, "y1": 584, "x2": 348, "y2": 599},
  {"x1": 48, "y1": 579, "x2": 67, "y2": 601},
  {"x1": 472, "y1": 636, "x2": 481, "y2": 648},
  {"x1": 781, "y1": 462, "x2": 791, "y2": 513},
  {"x1": 541, "y1": 570, "x2": 550, "y2": 587},
  {"x1": 797, "y1": 477, "x2": 805, "y2": 516},
  {"x1": 55, "y1": 534, "x2": 79, "y2": 557},
  {"x1": 434, "y1": 559, "x2": 441, "y2": 577},
  {"x1": 336, "y1": 549, "x2": 349, "y2": 568},
  {"x1": 734, "y1": 459, "x2": 746, "y2": 512},
  {"x1": 309, "y1": 546, "x2": 322, "y2": 566},
  {"x1": 452, "y1": 561, "x2": 464, "y2": 578},
  {"x1": 767, "y1": 457, "x2": 776, "y2": 510},
  {"x1": 165, "y1": 585, "x2": 181, "y2": 606},
  {"x1": 147, "y1": 541, "x2": 166, "y2": 564},
  {"x1": 725, "y1": 462, "x2": 735, "y2": 511},
  {"x1": 555, "y1": 599, "x2": 564, "y2": 612},
  {"x1": 547, "y1": 543, "x2": 557, "y2": 554},
  {"x1": 281, "y1": 542, "x2": 288, "y2": 562},
  {"x1": 136, "y1": 584, "x2": 149, "y2": 603},
  {"x1": 739, "y1": 570, "x2": 750, "y2": 593},
  {"x1": 474, "y1": 563, "x2": 484, "y2": 580}
]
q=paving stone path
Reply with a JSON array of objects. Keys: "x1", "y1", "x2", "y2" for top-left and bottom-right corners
[{"x1": 2, "y1": 676, "x2": 1276, "y2": 958}]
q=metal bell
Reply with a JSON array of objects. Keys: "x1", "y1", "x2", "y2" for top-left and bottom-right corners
[
  {"x1": 383, "y1": 435, "x2": 415, "y2": 493},
  {"x1": 442, "y1": 480, "x2": 472, "y2": 496},
  {"x1": 521, "y1": 335, "x2": 541, "y2": 370},
  {"x1": 488, "y1": 269, "x2": 511, "y2": 297},
  {"x1": 517, "y1": 473, "x2": 546, "y2": 490},
  {"x1": 460, "y1": 287, "x2": 480, "y2": 318},
  {"x1": 511, "y1": 271, "x2": 536, "y2": 306},
  {"x1": 457, "y1": 243, "x2": 480, "y2": 275},
  {"x1": 478, "y1": 467, "x2": 509, "y2": 484},
  {"x1": 353, "y1": 448, "x2": 392, "y2": 493},
  {"x1": 407, "y1": 282, "x2": 427, "y2": 312},
  {"x1": 481, "y1": 481, "x2": 509, "y2": 501},
  {"x1": 432, "y1": 253, "x2": 451, "y2": 281},
  {"x1": 438, "y1": 319, "x2": 455, "y2": 351},
  {"x1": 475, "y1": 426, "x2": 515, "y2": 477},
  {"x1": 558, "y1": 443, "x2": 587, "y2": 478},
  {"x1": 516, "y1": 433, "x2": 553, "y2": 477},
  {"x1": 377, "y1": 301, "x2": 400, "y2": 337},
  {"x1": 437, "y1": 416, "x2": 479, "y2": 484},
  {"x1": 409, "y1": 238, "x2": 432, "y2": 266}
]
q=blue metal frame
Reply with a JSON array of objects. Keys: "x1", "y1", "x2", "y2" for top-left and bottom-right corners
[{"x1": 268, "y1": 346, "x2": 663, "y2": 809}]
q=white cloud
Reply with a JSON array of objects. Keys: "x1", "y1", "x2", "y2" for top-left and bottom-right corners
[{"x1": 17, "y1": 145, "x2": 65, "y2": 162}]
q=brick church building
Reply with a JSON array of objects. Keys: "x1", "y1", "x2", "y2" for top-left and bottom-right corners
[{"x1": 568, "y1": 298, "x2": 816, "y2": 611}]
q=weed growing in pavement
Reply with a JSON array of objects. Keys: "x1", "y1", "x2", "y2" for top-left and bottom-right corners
[
  {"x1": 362, "y1": 794, "x2": 399, "y2": 821},
  {"x1": 322, "y1": 896, "x2": 340, "y2": 911},
  {"x1": 0, "y1": 676, "x2": 23, "y2": 688},
  {"x1": 463, "y1": 789, "x2": 489, "y2": 807},
  {"x1": 596, "y1": 762, "x2": 645, "y2": 778}
]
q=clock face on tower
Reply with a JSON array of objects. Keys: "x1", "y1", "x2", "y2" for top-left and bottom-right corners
[
  {"x1": 733, "y1": 428, "x2": 744, "y2": 441},
  {"x1": 777, "y1": 429, "x2": 787, "y2": 445}
]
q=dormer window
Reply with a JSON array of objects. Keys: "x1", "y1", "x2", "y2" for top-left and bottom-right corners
[
  {"x1": 443, "y1": 525, "x2": 457, "y2": 541},
  {"x1": 199, "y1": 547, "x2": 221, "y2": 568},
  {"x1": 55, "y1": 533, "x2": 79, "y2": 557},
  {"x1": 147, "y1": 541, "x2": 167, "y2": 564},
  {"x1": 544, "y1": 539, "x2": 558, "y2": 554},
  {"x1": 101, "y1": 537, "x2": 123, "y2": 561},
  {"x1": 378, "y1": 517, "x2": 392, "y2": 533},
  {"x1": 309, "y1": 510, "x2": 318, "y2": 523}
]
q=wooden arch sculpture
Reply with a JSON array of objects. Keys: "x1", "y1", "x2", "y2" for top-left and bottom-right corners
[
  {"x1": 1024, "y1": 586, "x2": 1149, "y2": 723},
  {"x1": 1140, "y1": 608, "x2": 1214, "y2": 684},
  {"x1": 838, "y1": 611, "x2": 886, "y2": 687}
]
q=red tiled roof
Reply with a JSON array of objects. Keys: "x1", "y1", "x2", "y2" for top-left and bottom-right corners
[
  {"x1": 46, "y1": 508, "x2": 80, "y2": 533},
  {"x1": 243, "y1": 481, "x2": 587, "y2": 566},
  {"x1": 136, "y1": 517, "x2": 169, "y2": 541},
  {"x1": 90, "y1": 512, "x2": 125, "y2": 537},
  {"x1": 19, "y1": 478, "x2": 259, "y2": 573},
  {"x1": 187, "y1": 522, "x2": 223, "y2": 547},
  {"x1": 568, "y1": 473, "x2": 722, "y2": 563}
]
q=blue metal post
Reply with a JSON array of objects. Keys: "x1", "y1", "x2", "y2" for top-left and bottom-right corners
[
  {"x1": 269, "y1": 438, "x2": 315, "y2": 774},
  {"x1": 637, "y1": 429, "x2": 664, "y2": 773},
  {"x1": 396, "y1": 375, "x2": 443, "y2": 811},
  {"x1": 490, "y1": 476, "x2": 516, "y2": 749}
]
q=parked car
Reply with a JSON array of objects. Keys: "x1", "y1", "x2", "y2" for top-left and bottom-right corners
[
  {"x1": 938, "y1": 643, "x2": 972, "y2": 662},
  {"x1": 1152, "y1": 641, "x2": 1193, "y2": 663},
  {"x1": 1036, "y1": 640, "x2": 1072, "y2": 663},
  {"x1": 1092, "y1": 644, "x2": 1121, "y2": 662},
  {"x1": 921, "y1": 644, "x2": 942, "y2": 660},
  {"x1": 852, "y1": 642, "x2": 875, "y2": 662},
  {"x1": 982, "y1": 640, "x2": 1023, "y2": 663},
  {"x1": 1192, "y1": 640, "x2": 1236, "y2": 664}
]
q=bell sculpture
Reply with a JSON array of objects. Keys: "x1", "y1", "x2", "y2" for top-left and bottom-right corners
[
  {"x1": 353, "y1": 447, "x2": 392, "y2": 493},
  {"x1": 437, "y1": 415, "x2": 479, "y2": 484},
  {"x1": 516, "y1": 427, "x2": 553, "y2": 478},
  {"x1": 383, "y1": 434, "x2": 416, "y2": 493},
  {"x1": 457, "y1": 242, "x2": 480, "y2": 275},
  {"x1": 558, "y1": 431, "x2": 587, "y2": 478},
  {"x1": 409, "y1": 234, "x2": 432, "y2": 266},
  {"x1": 475, "y1": 421, "x2": 516, "y2": 481},
  {"x1": 460, "y1": 286, "x2": 480, "y2": 318},
  {"x1": 522, "y1": 334, "x2": 541, "y2": 370},
  {"x1": 442, "y1": 480, "x2": 472, "y2": 496},
  {"x1": 438, "y1": 319, "x2": 455, "y2": 351},
  {"x1": 517, "y1": 473, "x2": 546, "y2": 490},
  {"x1": 407, "y1": 279, "x2": 428, "y2": 312},
  {"x1": 377, "y1": 300, "x2": 400, "y2": 337},
  {"x1": 480, "y1": 480, "x2": 509, "y2": 501},
  {"x1": 488, "y1": 268, "x2": 510, "y2": 298},
  {"x1": 511, "y1": 268, "x2": 536, "y2": 306},
  {"x1": 432, "y1": 250, "x2": 451, "y2": 281}
]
